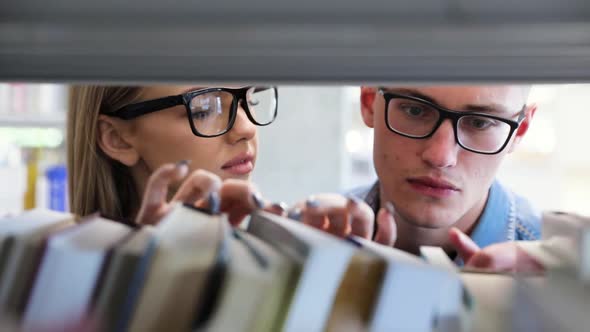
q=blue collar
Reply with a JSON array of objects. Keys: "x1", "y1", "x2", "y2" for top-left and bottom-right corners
[{"x1": 468, "y1": 180, "x2": 516, "y2": 248}]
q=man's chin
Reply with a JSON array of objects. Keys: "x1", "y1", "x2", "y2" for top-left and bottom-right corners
[{"x1": 402, "y1": 208, "x2": 459, "y2": 229}]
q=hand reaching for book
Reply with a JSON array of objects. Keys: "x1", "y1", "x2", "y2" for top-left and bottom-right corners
[
  {"x1": 448, "y1": 227, "x2": 545, "y2": 273},
  {"x1": 135, "y1": 162, "x2": 266, "y2": 226},
  {"x1": 292, "y1": 194, "x2": 397, "y2": 246}
]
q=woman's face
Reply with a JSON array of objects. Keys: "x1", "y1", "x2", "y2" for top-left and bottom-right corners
[{"x1": 126, "y1": 85, "x2": 259, "y2": 181}]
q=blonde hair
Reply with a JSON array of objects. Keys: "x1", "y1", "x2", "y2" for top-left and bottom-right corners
[{"x1": 67, "y1": 86, "x2": 143, "y2": 220}]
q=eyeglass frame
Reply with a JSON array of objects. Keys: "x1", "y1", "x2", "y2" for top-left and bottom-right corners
[
  {"x1": 100, "y1": 86, "x2": 278, "y2": 138},
  {"x1": 378, "y1": 89, "x2": 526, "y2": 155}
]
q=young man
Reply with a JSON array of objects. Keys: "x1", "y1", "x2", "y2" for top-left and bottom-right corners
[{"x1": 301, "y1": 85, "x2": 541, "y2": 270}]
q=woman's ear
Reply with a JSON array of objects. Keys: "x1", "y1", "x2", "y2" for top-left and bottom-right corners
[
  {"x1": 507, "y1": 103, "x2": 537, "y2": 153},
  {"x1": 360, "y1": 87, "x2": 377, "y2": 128},
  {"x1": 96, "y1": 115, "x2": 140, "y2": 166}
]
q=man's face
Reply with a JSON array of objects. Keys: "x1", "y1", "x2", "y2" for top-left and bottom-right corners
[{"x1": 361, "y1": 85, "x2": 533, "y2": 229}]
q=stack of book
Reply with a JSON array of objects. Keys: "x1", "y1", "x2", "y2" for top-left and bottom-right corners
[
  {"x1": 512, "y1": 211, "x2": 590, "y2": 331},
  {"x1": 0, "y1": 204, "x2": 478, "y2": 331}
]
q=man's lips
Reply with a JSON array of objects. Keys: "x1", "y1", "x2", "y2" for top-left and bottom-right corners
[
  {"x1": 407, "y1": 176, "x2": 460, "y2": 198},
  {"x1": 407, "y1": 177, "x2": 459, "y2": 191}
]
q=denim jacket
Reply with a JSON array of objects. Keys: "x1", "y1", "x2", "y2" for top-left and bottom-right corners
[{"x1": 348, "y1": 179, "x2": 542, "y2": 248}]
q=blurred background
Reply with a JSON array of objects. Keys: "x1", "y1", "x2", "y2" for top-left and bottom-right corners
[{"x1": 0, "y1": 83, "x2": 588, "y2": 215}]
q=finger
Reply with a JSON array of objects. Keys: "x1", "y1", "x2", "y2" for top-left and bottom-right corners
[
  {"x1": 301, "y1": 197, "x2": 328, "y2": 231},
  {"x1": 515, "y1": 246, "x2": 546, "y2": 274},
  {"x1": 172, "y1": 169, "x2": 222, "y2": 206},
  {"x1": 347, "y1": 195, "x2": 375, "y2": 239},
  {"x1": 448, "y1": 227, "x2": 481, "y2": 263},
  {"x1": 466, "y1": 242, "x2": 545, "y2": 273},
  {"x1": 373, "y1": 203, "x2": 397, "y2": 246},
  {"x1": 135, "y1": 161, "x2": 189, "y2": 225},
  {"x1": 324, "y1": 206, "x2": 350, "y2": 237},
  {"x1": 219, "y1": 180, "x2": 265, "y2": 226},
  {"x1": 466, "y1": 242, "x2": 517, "y2": 272},
  {"x1": 263, "y1": 202, "x2": 289, "y2": 217}
]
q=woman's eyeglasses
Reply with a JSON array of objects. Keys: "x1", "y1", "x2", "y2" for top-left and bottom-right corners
[{"x1": 102, "y1": 86, "x2": 278, "y2": 138}]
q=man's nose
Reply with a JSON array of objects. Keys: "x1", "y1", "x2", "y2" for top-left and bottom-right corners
[{"x1": 420, "y1": 120, "x2": 459, "y2": 169}]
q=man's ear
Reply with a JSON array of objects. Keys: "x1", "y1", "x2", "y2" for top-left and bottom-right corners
[
  {"x1": 507, "y1": 103, "x2": 537, "y2": 153},
  {"x1": 96, "y1": 115, "x2": 140, "y2": 166},
  {"x1": 360, "y1": 86, "x2": 378, "y2": 128}
]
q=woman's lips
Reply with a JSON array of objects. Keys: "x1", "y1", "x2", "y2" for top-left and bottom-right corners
[
  {"x1": 407, "y1": 177, "x2": 460, "y2": 198},
  {"x1": 222, "y1": 154, "x2": 254, "y2": 175}
]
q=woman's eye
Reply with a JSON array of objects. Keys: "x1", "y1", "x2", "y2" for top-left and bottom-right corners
[
  {"x1": 248, "y1": 95, "x2": 260, "y2": 106},
  {"x1": 191, "y1": 110, "x2": 211, "y2": 121}
]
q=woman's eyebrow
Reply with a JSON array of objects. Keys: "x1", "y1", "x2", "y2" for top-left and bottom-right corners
[{"x1": 180, "y1": 86, "x2": 206, "y2": 94}]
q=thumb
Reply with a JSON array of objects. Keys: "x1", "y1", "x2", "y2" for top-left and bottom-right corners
[
  {"x1": 448, "y1": 227, "x2": 480, "y2": 263},
  {"x1": 373, "y1": 202, "x2": 397, "y2": 246}
]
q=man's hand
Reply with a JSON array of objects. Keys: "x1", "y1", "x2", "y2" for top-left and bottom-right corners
[
  {"x1": 291, "y1": 194, "x2": 545, "y2": 274},
  {"x1": 448, "y1": 227, "x2": 545, "y2": 273},
  {"x1": 291, "y1": 194, "x2": 397, "y2": 246}
]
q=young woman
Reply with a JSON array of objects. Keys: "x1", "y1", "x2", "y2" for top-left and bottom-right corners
[{"x1": 67, "y1": 85, "x2": 278, "y2": 225}]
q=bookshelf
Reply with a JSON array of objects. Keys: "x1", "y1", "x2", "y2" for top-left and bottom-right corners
[
  {"x1": 2, "y1": 0, "x2": 590, "y2": 83},
  {"x1": 0, "y1": 113, "x2": 65, "y2": 128}
]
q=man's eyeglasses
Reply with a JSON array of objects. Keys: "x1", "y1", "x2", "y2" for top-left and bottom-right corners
[
  {"x1": 102, "y1": 86, "x2": 278, "y2": 138},
  {"x1": 378, "y1": 89, "x2": 526, "y2": 155}
]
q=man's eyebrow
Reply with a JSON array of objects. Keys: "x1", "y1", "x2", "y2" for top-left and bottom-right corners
[
  {"x1": 383, "y1": 88, "x2": 441, "y2": 105},
  {"x1": 382, "y1": 88, "x2": 512, "y2": 115},
  {"x1": 463, "y1": 104, "x2": 509, "y2": 114}
]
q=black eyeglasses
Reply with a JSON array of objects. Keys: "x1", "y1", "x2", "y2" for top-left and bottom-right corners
[
  {"x1": 102, "y1": 86, "x2": 278, "y2": 138},
  {"x1": 378, "y1": 89, "x2": 526, "y2": 155}
]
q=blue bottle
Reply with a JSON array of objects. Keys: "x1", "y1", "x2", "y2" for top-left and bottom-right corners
[{"x1": 45, "y1": 165, "x2": 68, "y2": 212}]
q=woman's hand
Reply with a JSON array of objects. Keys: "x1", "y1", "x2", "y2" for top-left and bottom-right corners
[{"x1": 135, "y1": 161, "x2": 265, "y2": 226}]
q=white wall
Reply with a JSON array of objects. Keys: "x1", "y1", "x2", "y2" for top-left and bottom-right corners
[{"x1": 252, "y1": 86, "x2": 351, "y2": 204}]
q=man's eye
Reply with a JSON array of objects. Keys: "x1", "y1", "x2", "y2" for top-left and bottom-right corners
[
  {"x1": 401, "y1": 105, "x2": 425, "y2": 117},
  {"x1": 467, "y1": 117, "x2": 495, "y2": 129}
]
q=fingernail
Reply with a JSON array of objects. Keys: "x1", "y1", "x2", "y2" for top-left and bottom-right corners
[
  {"x1": 306, "y1": 197, "x2": 320, "y2": 208},
  {"x1": 208, "y1": 191, "x2": 220, "y2": 214},
  {"x1": 251, "y1": 192, "x2": 265, "y2": 209},
  {"x1": 472, "y1": 254, "x2": 492, "y2": 269},
  {"x1": 271, "y1": 202, "x2": 288, "y2": 213},
  {"x1": 385, "y1": 202, "x2": 395, "y2": 215},
  {"x1": 346, "y1": 194, "x2": 362, "y2": 206},
  {"x1": 175, "y1": 160, "x2": 191, "y2": 176},
  {"x1": 287, "y1": 207, "x2": 302, "y2": 221}
]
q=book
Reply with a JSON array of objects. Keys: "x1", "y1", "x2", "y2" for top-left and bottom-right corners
[
  {"x1": 247, "y1": 211, "x2": 358, "y2": 332},
  {"x1": 202, "y1": 229, "x2": 297, "y2": 332},
  {"x1": 22, "y1": 215, "x2": 131, "y2": 331},
  {"x1": 541, "y1": 211, "x2": 590, "y2": 282},
  {"x1": 0, "y1": 209, "x2": 76, "y2": 317},
  {"x1": 325, "y1": 237, "x2": 385, "y2": 332},
  {"x1": 125, "y1": 203, "x2": 230, "y2": 332},
  {"x1": 357, "y1": 238, "x2": 468, "y2": 332},
  {"x1": 92, "y1": 226, "x2": 155, "y2": 332}
]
